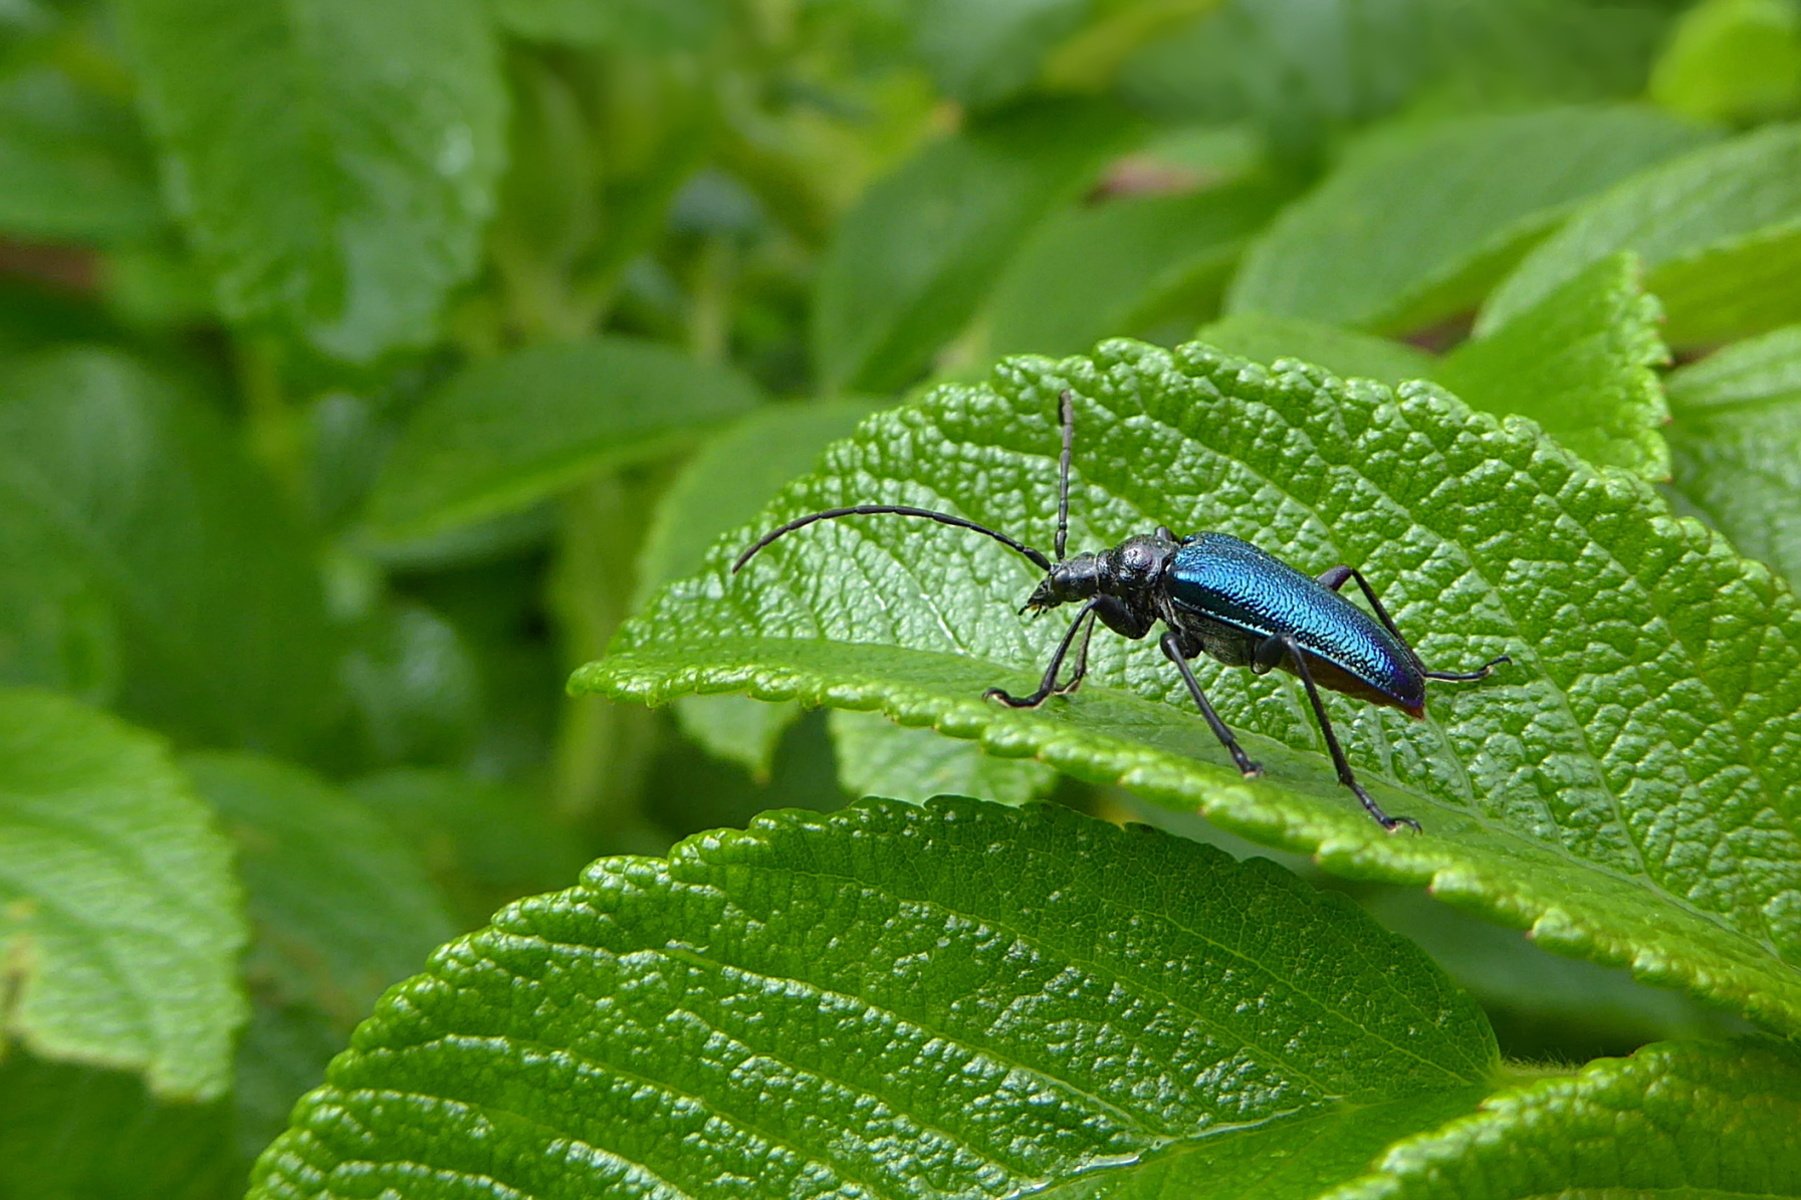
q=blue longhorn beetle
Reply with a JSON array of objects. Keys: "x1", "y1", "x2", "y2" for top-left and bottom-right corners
[{"x1": 734, "y1": 392, "x2": 1509, "y2": 832}]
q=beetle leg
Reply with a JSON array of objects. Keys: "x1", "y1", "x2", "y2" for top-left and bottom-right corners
[
  {"x1": 987, "y1": 599, "x2": 1101, "y2": 708},
  {"x1": 1159, "y1": 629, "x2": 1262, "y2": 777},
  {"x1": 1051, "y1": 607, "x2": 1100, "y2": 696},
  {"x1": 1319, "y1": 564, "x2": 1511, "y2": 684},
  {"x1": 1262, "y1": 633, "x2": 1420, "y2": 833}
]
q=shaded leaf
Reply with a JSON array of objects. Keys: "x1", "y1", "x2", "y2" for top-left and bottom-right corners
[
  {"x1": 813, "y1": 100, "x2": 1136, "y2": 393},
  {"x1": 1481, "y1": 122, "x2": 1801, "y2": 347},
  {"x1": 1437, "y1": 253, "x2": 1670, "y2": 479},
  {"x1": 116, "y1": 0, "x2": 506, "y2": 360},
  {"x1": 1227, "y1": 106, "x2": 1715, "y2": 332},
  {"x1": 367, "y1": 336, "x2": 762, "y2": 542},
  {"x1": 0, "y1": 689, "x2": 245, "y2": 1099},
  {"x1": 253, "y1": 799, "x2": 1495, "y2": 1197},
  {"x1": 0, "y1": 347, "x2": 340, "y2": 756},
  {"x1": 578, "y1": 339, "x2": 1801, "y2": 1032},
  {"x1": 829, "y1": 709, "x2": 1056, "y2": 805},
  {"x1": 1197, "y1": 312, "x2": 1437, "y2": 383},
  {"x1": 1664, "y1": 324, "x2": 1801, "y2": 590}
]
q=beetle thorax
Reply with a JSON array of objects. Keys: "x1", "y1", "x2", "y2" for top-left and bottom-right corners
[{"x1": 1025, "y1": 534, "x2": 1175, "y2": 612}]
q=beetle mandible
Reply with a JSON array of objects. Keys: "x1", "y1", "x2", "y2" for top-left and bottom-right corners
[{"x1": 733, "y1": 390, "x2": 1509, "y2": 832}]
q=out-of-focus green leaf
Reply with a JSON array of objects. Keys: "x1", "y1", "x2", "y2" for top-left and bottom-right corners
[
  {"x1": 253, "y1": 799, "x2": 1496, "y2": 1198},
  {"x1": 1326, "y1": 1039, "x2": 1801, "y2": 1199},
  {"x1": 982, "y1": 180, "x2": 1280, "y2": 360},
  {"x1": 491, "y1": 0, "x2": 725, "y2": 50},
  {"x1": 912, "y1": 0, "x2": 1089, "y2": 108},
  {"x1": 1482, "y1": 123, "x2": 1801, "y2": 347},
  {"x1": 829, "y1": 709, "x2": 1056, "y2": 804},
  {"x1": 185, "y1": 754, "x2": 460, "y2": 1163},
  {"x1": 1227, "y1": 106, "x2": 1715, "y2": 332},
  {"x1": 579, "y1": 339, "x2": 1801, "y2": 1033},
  {"x1": 1664, "y1": 325, "x2": 1801, "y2": 590},
  {"x1": 0, "y1": 690, "x2": 245, "y2": 1100},
  {"x1": 339, "y1": 599, "x2": 481, "y2": 770},
  {"x1": 1650, "y1": 0, "x2": 1801, "y2": 125},
  {"x1": 366, "y1": 337, "x2": 761, "y2": 542},
  {"x1": 0, "y1": 348, "x2": 340, "y2": 754},
  {"x1": 1437, "y1": 253, "x2": 1670, "y2": 479},
  {"x1": 115, "y1": 0, "x2": 506, "y2": 360},
  {"x1": 0, "y1": 67, "x2": 165, "y2": 245},
  {"x1": 813, "y1": 100, "x2": 1136, "y2": 393},
  {"x1": 1197, "y1": 311, "x2": 1437, "y2": 382}
]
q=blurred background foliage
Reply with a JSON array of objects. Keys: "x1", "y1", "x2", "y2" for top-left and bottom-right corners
[{"x1": 1, "y1": 0, "x2": 1797, "y2": 1194}]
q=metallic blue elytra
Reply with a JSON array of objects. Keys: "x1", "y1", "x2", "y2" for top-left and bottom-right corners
[{"x1": 1167, "y1": 533, "x2": 1426, "y2": 717}]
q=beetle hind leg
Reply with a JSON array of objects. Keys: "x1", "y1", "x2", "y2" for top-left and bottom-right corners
[{"x1": 1424, "y1": 652, "x2": 1511, "y2": 682}]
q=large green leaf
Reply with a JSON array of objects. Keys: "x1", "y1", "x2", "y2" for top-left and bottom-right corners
[
  {"x1": 1226, "y1": 106, "x2": 1714, "y2": 333},
  {"x1": 366, "y1": 336, "x2": 762, "y2": 542},
  {"x1": 115, "y1": 0, "x2": 506, "y2": 360},
  {"x1": 577, "y1": 339, "x2": 1801, "y2": 1031},
  {"x1": 1481, "y1": 122, "x2": 1801, "y2": 347},
  {"x1": 812, "y1": 100, "x2": 1135, "y2": 394},
  {"x1": 1325, "y1": 1039, "x2": 1801, "y2": 1199},
  {"x1": 0, "y1": 689, "x2": 245, "y2": 1100},
  {"x1": 1664, "y1": 324, "x2": 1801, "y2": 591},
  {"x1": 252, "y1": 799, "x2": 1495, "y2": 1198},
  {"x1": 0, "y1": 348, "x2": 340, "y2": 753}
]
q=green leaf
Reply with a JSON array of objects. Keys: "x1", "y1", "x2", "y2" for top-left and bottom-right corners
[
  {"x1": 1326, "y1": 1039, "x2": 1801, "y2": 1198},
  {"x1": 829, "y1": 709, "x2": 1056, "y2": 805},
  {"x1": 812, "y1": 100, "x2": 1136, "y2": 394},
  {"x1": 0, "y1": 689, "x2": 245, "y2": 1100},
  {"x1": 1197, "y1": 312, "x2": 1437, "y2": 383},
  {"x1": 1663, "y1": 324, "x2": 1801, "y2": 591},
  {"x1": 1436, "y1": 253, "x2": 1670, "y2": 479},
  {"x1": 1649, "y1": 0, "x2": 1801, "y2": 125},
  {"x1": 0, "y1": 347, "x2": 340, "y2": 754},
  {"x1": 982, "y1": 180, "x2": 1280, "y2": 361},
  {"x1": 490, "y1": 0, "x2": 725, "y2": 50},
  {"x1": 0, "y1": 67, "x2": 165, "y2": 245},
  {"x1": 339, "y1": 599, "x2": 481, "y2": 769},
  {"x1": 252, "y1": 799, "x2": 1495, "y2": 1197},
  {"x1": 577, "y1": 339, "x2": 1801, "y2": 1032},
  {"x1": 1481, "y1": 123, "x2": 1801, "y2": 348},
  {"x1": 115, "y1": 0, "x2": 506, "y2": 361},
  {"x1": 366, "y1": 336, "x2": 762, "y2": 542},
  {"x1": 911, "y1": 0, "x2": 1090, "y2": 108},
  {"x1": 1226, "y1": 106, "x2": 1715, "y2": 333}
]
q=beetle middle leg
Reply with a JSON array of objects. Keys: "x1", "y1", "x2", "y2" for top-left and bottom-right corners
[
  {"x1": 1259, "y1": 631, "x2": 1419, "y2": 833},
  {"x1": 1159, "y1": 629, "x2": 1262, "y2": 778},
  {"x1": 1318, "y1": 564, "x2": 1511, "y2": 683}
]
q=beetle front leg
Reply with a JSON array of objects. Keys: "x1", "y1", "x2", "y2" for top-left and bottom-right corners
[
  {"x1": 1262, "y1": 632, "x2": 1420, "y2": 833},
  {"x1": 1159, "y1": 629, "x2": 1261, "y2": 777},
  {"x1": 986, "y1": 599, "x2": 1100, "y2": 708}
]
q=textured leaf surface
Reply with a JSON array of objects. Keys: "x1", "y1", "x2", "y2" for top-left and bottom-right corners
[
  {"x1": 0, "y1": 689, "x2": 245, "y2": 1099},
  {"x1": 1326, "y1": 1039, "x2": 1801, "y2": 1199},
  {"x1": 578, "y1": 339, "x2": 1801, "y2": 1031},
  {"x1": 252, "y1": 799, "x2": 1495, "y2": 1198},
  {"x1": 1436, "y1": 253, "x2": 1670, "y2": 479},
  {"x1": 367, "y1": 337, "x2": 762, "y2": 541},
  {"x1": 1482, "y1": 123, "x2": 1801, "y2": 347},
  {"x1": 116, "y1": 0, "x2": 506, "y2": 360},
  {"x1": 812, "y1": 101, "x2": 1134, "y2": 393},
  {"x1": 1664, "y1": 325, "x2": 1801, "y2": 590},
  {"x1": 982, "y1": 181, "x2": 1279, "y2": 361},
  {"x1": 0, "y1": 348, "x2": 339, "y2": 753},
  {"x1": 1226, "y1": 106, "x2": 1713, "y2": 332}
]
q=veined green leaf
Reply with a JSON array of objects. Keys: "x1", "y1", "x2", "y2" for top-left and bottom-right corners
[
  {"x1": 1197, "y1": 312, "x2": 1438, "y2": 383},
  {"x1": 1227, "y1": 106, "x2": 1715, "y2": 333},
  {"x1": 0, "y1": 348, "x2": 340, "y2": 754},
  {"x1": 1437, "y1": 253, "x2": 1670, "y2": 480},
  {"x1": 366, "y1": 336, "x2": 762, "y2": 542},
  {"x1": 1664, "y1": 324, "x2": 1801, "y2": 590},
  {"x1": 1326, "y1": 1039, "x2": 1801, "y2": 1198},
  {"x1": 252, "y1": 799, "x2": 1495, "y2": 1198},
  {"x1": 115, "y1": 0, "x2": 506, "y2": 361},
  {"x1": 1481, "y1": 122, "x2": 1801, "y2": 347},
  {"x1": 577, "y1": 339, "x2": 1801, "y2": 1031},
  {"x1": 812, "y1": 100, "x2": 1136, "y2": 394},
  {"x1": 0, "y1": 689, "x2": 245, "y2": 1100}
]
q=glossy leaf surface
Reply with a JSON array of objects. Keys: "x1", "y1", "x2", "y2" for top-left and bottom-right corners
[{"x1": 578, "y1": 339, "x2": 1801, "y2": 1032}]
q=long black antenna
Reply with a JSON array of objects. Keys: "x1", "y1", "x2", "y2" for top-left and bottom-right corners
[
  {"x1": 732, "y1": 504, "x2": 1054, "y2": 575},
  {"x1": 1055, "y1": 389, "x2": 1075, "y2": 561}
]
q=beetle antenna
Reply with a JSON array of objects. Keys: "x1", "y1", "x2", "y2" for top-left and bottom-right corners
[
  {"x1": 1055, "y1": 390, "x2": 1074, "y2": 562},
  {"x1": 732, "y1": 504, "x2": 1054, "y2": 575}
]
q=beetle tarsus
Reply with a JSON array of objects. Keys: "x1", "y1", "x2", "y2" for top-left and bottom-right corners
[{"x1": 1425, "y1": 652, "x2": 1511, "y2": 682}]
